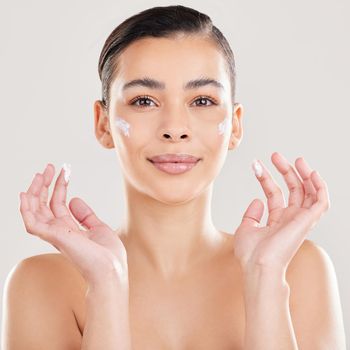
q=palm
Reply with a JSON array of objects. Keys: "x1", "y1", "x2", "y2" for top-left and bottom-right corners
[
  {"x1": 36, "y1": 199, "x2": 122, "y2": 254},
  {"x1": 20, "y1": 164, "x2": 127, "y2": 282},
  {"x1": 233, "y1": 153, "x2": 330, "y2": 272}
]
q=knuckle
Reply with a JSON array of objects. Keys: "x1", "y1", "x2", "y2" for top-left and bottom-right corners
[
  {"x1": 304, "y1": 192, "x2": 313, "y2": 199},
  {"x1": 266, "y1": 188, "x2": 282, "y2": 199},
  {"x1": 290, "y1": 184, "x2": 303, "y2": 194}
]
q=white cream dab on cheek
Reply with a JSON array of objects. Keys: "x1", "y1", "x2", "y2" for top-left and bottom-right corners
[
  {"x1": 217, "y1": 116, "x2": 231, "y2": 135},
  {"x1": 115, "y1": 117, "x2": 130, "y2": 137}
]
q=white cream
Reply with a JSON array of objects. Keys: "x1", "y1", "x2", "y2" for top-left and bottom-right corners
[
  {"x1": 217, "y1": 116, "x2": 231, "y2": 135},
  {"x1": 252, "y1": 159, "x2": 263, "y2": 177},
  {"x1": 62, "y1": 163, "x2": 71, "y2": 183},
  {"x1": 115, "y1": 117, "x2": 130, "y2": 137}
]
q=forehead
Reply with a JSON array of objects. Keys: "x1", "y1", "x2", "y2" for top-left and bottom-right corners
[{"x1": 111, "y1": 36, "x2": 230, "y2": 93}]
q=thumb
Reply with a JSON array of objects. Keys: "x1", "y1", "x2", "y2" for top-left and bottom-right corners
[
  {"x1": 69, "y1": 197, "x2": 106, "y2": 230},
  {"x1": 240, "y1": 198, "x2": 264, "y2": 228}
]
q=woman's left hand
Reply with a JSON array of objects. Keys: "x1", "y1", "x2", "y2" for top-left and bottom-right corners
[{"x1": 233, "y1": 152, "x2": 330, "y2": 274}]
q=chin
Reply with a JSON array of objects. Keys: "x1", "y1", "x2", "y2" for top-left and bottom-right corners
[
  {"x1": 145, "y1": 181, "x2": 207, "y2": 205},
  {"x1": 128, "y1": 160, "x2": 216, "y2": 203}
]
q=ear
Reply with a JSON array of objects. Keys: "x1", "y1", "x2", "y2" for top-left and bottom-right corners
[
  {"x1": 94, "y1": 100, "x2": 114, "y2": 149},
  {"x1": 228, "y1": 103, "x2": 244, "y2": 151}
]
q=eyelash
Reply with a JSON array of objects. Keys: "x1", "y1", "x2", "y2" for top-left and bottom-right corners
[{"x1": 129, "y1": 95, "x2": 218, "y2": 108}]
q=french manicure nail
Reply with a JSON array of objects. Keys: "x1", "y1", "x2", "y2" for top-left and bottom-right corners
[
  {"x1": 62, "y1": 163, "x2": 71, "y2": 183},
  {"x1": 252, "y1": 159, "x2": 263, "y2": 177}
]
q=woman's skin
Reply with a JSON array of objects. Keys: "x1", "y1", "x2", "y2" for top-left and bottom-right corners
[{"x1": 3, "y1": 34, "x2": 346, "y2": 349}]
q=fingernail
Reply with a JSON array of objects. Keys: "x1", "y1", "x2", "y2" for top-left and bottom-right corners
[
  {"x1": 252, "y1": 159, "x2": 263, "y2": 177},
  {"x1": 62, "y1": 163, "x2": 71, "y2": 183}
]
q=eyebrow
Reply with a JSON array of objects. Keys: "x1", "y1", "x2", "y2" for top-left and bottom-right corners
[{"x1": 122, "y1": 76, "x2": 225, "y2": 91}]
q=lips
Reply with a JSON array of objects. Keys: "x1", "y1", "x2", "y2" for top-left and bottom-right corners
[{"x1": 148, "y1": 153, "x2": 201, "y2": 163}]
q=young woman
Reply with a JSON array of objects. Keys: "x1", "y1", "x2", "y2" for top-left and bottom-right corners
[{"x1": 3, "y1": 5, "x2": 346, "y2": 350}]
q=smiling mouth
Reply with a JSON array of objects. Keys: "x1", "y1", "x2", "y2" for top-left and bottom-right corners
[
  {"x1": 148, "y1": 160, "x2": 200, "y2": 164},
  {"x1": 147, "y1": 159, "x2": 201, "y2": 174}
]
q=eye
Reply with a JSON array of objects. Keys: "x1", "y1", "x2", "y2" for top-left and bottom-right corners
[
  {"x1": 129, "y1": 95, "x2": 218, "y2": 108},
  {"x1": 129, "y1": 95, "x2": 156, "y2": 108},
  {"x1": 192, "y1": 96, "x2": 217, "y2": 107}
]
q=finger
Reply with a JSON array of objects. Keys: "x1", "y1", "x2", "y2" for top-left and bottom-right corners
[
  {"x1": 279, "y1": 171, "x2": 330, "y2": 243},
  {"x1": 271, "y1": 152, "x2": 305, "y2": 207},
  {"x1": 309, "y1": 170, "x2": 331, "y2": 216},
  {"x1": 36, "y1": 163, "x2": 57, "y2": 219},
  {"x1": 271, "y1": 170, "x2": 330, "y2": 250},
  {"x1": 21, "y1": 180, "x2": 89, "y2": 255},
  {"x1": 27, "y1": 173, "x2": 43, "y2": 196},
  {"x1": 69, "y1": 197, "x2": 107, "y2": 230},
  {"x1": 49, "y1": 164, "x2": 78, "y2": 230},
  {"x1": 20, "y1": 192, "x2": 35, "y2": 230},
  {"x1": 252, "y1": 159, "x2": 286, "y2": 226},
  {"x1": 19, "y1": 192, "x2": 52, "y2": 240},
  {"x1": 39, "y1": 163, "x2": 55, "y2": 207},
  {"x1": 49, "y1": 164, "x2": 71, "y2": 218},
  {"x1": 21, "y1": 168, "x2": 55, "y2": 230},
  {"x1": 240, "y1": 198, "x2": 265, "y2": 228},
  {"x1": 26, "y1": 173, "x2": 44, "y2": 213},
  {"x1": 294, "y1": 157, "x2": 317, "y2": 208}
]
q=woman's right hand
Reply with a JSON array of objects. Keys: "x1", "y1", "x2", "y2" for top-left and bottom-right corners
[{"x1": 19, "y1": 163, "x2": 128, "y2": 287}]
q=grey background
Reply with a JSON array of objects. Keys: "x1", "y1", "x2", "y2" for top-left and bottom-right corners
[{"x1": 1, "y1": 0, "x2": 349, "y2": 343}]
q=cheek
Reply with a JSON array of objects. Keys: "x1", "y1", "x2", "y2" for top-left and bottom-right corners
[
  {"x1": 198, "y1": 115, "x2": 232, "y2": 154},
  {"x1": 112, "y1": 113, "x2": 231, "y2": 150},
  {"x1": 201, "y1": 116, "x2": 232, "y2": 161},
  {"x1": 112, "y1": 116, "x2": 149, "y2": 165},
  {"x1": 113, "y1": 116, "x2": 153, "y2": 149},
  {"x1": 114, "y1": 116, "x2": 131, "y2": 137},
  {"x1": 111, "y1": 116, "x2": 135, "y2": 155},
  {"x1": 217, "y1": 116, "x2": 232, "y2": 135}
]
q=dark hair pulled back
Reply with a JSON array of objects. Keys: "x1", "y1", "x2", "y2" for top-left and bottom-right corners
[{"x1": 98, "y1": 5, "x2": 236, "y2": 112}]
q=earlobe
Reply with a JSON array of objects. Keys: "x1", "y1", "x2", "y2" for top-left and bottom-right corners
[{"x1": 101, "y1": 132, "x2": 115, "y2": 149}]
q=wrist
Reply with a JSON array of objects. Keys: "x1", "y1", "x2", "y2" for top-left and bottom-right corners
[
  {"x1": 88, "y1": 276, "x2": 128, "y2": 292},
  {"x1": 242, "y1": 264, "x2": 290, "y2": 293},
  {"x1": 86, "y1": 258, "x2": 129, "y2": 288},
  {"x1": 242, "y1": 262, "x2": 287, "y2": 279},
  {"x1": 87, "y1": 271, "x2": 129, "y2": 295}
]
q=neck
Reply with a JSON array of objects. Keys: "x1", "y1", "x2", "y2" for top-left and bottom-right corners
[{"x1": 117, "y1": 181, "x2": 226, "y2": 280}]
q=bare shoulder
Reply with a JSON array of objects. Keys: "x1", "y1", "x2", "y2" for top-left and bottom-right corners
[
  {"x1": 285, "y1": 239, "x2": 347, "y2": 349},
  {"x1": 286, "y1": 238, "x2": 338, "y2": 295},
  {"x1": 2, "y1": 253, "x2": 85, "y2": 350},
  {"x1": 286, "y1": 238, "x2": 334, "y2": 281},
  {"x1": 5, "y1": 252, "x2": 88, "y2": 316},
  {"x1": 6, "y1": 252, "x2": 87, "y2": 294}
]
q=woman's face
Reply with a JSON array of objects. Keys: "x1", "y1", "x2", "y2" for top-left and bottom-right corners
[{"x1": 97, "y1": 34, "x2": 243, "y2": 204}]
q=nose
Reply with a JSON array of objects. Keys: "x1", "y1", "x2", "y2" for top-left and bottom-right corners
[
  {"x1": 161, "y1": 130, "x2": 190, "y2": 142},
  {"x1": 157, "y1": 107, "x2": 192, "y2": 142}
]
